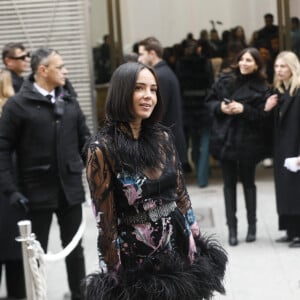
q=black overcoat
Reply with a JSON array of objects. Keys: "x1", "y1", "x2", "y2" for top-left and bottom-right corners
[
  {"x1": 154, "y1": 61, "x2": 188, "y2": 166},
  {"x1": 0, "y1": 75, "x2": 91, "y2": 211},
  {"x1": 207, "y1": 73, "x2": 271, "y2": 163},
  {"x1": 273, "y1": 88, "x2": 300, "y2": 215},
  {"x1": 176, "y1": 54, "x2": 214, "y2": 129}
]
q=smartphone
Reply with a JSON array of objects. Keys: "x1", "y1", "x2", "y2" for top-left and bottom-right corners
[{"x1": 224, "y1": 98, "x2": 232, "y2": 104}]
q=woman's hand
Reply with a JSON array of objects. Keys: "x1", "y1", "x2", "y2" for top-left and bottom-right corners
[
  {"x1": 264, "y1": 94, "x2": 278, "y2": 112},
  {"x1": 221, "y1": 101, "x2": 233, "y2": 114},
  {"x1": 221, "y1": 100, "x2": 244, "y2": 115},
  {"x1": 190, "y1": 221, "x2": 201, "y2": 237}
]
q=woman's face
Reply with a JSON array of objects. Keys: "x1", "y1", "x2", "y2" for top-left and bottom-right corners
[
  {"x1": 274, "y1": 58, "x2": 292, "y2": 82},
  {"x1": 238, "y1": 52, "x2": 258, "y2": 75},
  {"x1": 132, "y1": 68, "x2": 158, "y2": 122}
]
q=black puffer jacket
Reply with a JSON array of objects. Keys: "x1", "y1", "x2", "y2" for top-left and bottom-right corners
[
  {"x1": 207, "y1": 72, "x2": 271, "y2": 162},
  {"x1": 0, "y1": 75, "x2": 91, "y2": 210}
]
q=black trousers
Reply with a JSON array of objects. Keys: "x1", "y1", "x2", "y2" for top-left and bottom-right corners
[
  {"x1": 220, "y1": 159, "x2": 256, "y2": 190},
  {"x1": 28, "y1": 198, "x2": 86, "y2": 300},
  {"x1": 220, "y1": 159, "x2": 257, "y2": 227},
  {"x1": 0, "y1": 260, "x2": 26, "y2": 299},
  {"x1": 279, "y1": 215, "x2": 300, "y2": 238}
]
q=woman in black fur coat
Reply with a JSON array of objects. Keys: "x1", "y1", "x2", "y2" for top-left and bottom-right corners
[
  {"x1": 207, "y1": 47, "x2": 272, "y2": 246},
  {"x1": 83, "y1": 62, "x2": 227, "y2": 300}
]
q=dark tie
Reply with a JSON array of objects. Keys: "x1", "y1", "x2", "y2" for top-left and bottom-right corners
[{"x1": 46, "y1": 94, "x2": 52, "y2": 102}]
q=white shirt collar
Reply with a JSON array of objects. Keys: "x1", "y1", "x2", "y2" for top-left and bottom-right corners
[{"x1": 33, "y1": 83, "x2": 55, "y2": 102}]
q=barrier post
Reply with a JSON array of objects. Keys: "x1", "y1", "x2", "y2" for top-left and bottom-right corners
[{"x1": 17, "y1": 220, "x2": 36, "y2": 300}]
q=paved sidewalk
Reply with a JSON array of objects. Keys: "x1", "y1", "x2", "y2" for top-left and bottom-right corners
[
  {"x1": 189, "y1": 166, "x2": 300, "y2": 300},
  {"x1": 1, "y1": 166, "x2": 300, "y2": 300}
]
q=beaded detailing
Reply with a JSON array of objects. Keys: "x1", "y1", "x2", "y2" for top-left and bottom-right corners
[{"x1": 122, "y1": 201, "x2": 177, "y2": 225}]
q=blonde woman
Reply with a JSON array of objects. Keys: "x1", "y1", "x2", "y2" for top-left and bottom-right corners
[
  {"x1": 0, "y1": 69, "x2": 14, "y2": 114},
  {"x1": 265, "y1": 51, "x2": 300, "y2": 248}
]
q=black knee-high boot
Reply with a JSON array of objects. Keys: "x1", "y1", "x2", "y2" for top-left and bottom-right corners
[
  {"x1": 244, "y1": 187, "x2": 257, "y2": 242},
  {"x1": 224, "y1": 188, "x2": 238, "y2": 246}
]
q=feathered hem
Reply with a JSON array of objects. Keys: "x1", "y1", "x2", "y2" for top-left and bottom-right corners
[{"x1": 82, "y1": 236, "x2": 227, "y2": 300}]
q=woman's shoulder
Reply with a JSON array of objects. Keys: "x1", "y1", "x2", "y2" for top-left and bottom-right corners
[
  {"x1": 294, "y1": 87, "x2": 300, "y2": 97},
  {"x1": 145, "y1": 123, "x2": 175, "y2": 156},
  {"x1": 216, "y1": 72, "x2": 236, "y2": 85},
  {"x1": 212, "y1": 72, "x2": 236, "y2": 94},
  {"x1": 87, "y1": 129, "x2": 115, "y2": 166},
  {"x1": 88, "y1": 126, "x2": 113, "y2": 151},
  {"x1": 248, "y1": 79, "x2": 270, "y2": 93},
  {"x1": 153, "y1": 123, "x2": 173, "y2": 140}
]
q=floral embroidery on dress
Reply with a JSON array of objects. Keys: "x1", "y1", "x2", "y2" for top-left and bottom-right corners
[{"x1": 117, "y1": 172, "x2": 146, "y2": 205}]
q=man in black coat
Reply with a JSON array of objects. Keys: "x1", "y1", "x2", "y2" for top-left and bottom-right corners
[
  {"x1": 138, "y1": 37, "x2": 190, "y2": 172},
  {"x1": 0, "y1": 48, "x2": 91, "y2": 300},
  {"x1": 176, "y1": 41, "x2": 214, "y2": 187},
  {"x1": 256, "y1": 13, "x2": 279, "y2": 57}
]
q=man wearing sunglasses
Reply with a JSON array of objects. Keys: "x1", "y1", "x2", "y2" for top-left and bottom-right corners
[{"x1": 2, "y1": 42, "x2": 30, "y2": 92}]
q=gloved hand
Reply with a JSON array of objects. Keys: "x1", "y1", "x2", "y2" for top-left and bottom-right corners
[{"x1": 9, "y1": 192, "x2": 29, "y2": 213}]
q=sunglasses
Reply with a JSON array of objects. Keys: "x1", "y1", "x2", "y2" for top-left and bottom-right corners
[{"x1": 9, "y1": 53, "x2": 30, "y2": 61}]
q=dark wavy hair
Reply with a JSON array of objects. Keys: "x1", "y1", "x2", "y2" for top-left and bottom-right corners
[
  {"x1": 234, "y1": 47, "x2": 266, "y2": 80},
  {"x1": 105, "y1": 62, "x2": 163, "y2": 126}
]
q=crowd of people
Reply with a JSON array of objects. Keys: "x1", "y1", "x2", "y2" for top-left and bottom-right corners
[
  {"x1": 101, "y1": 13, "x2": 300, "y2": 250},
  {"x1": 161, "y1": 13, "x2": 299, "y2": 79},
  {"x1": 1, "y1": 12, "x2": 300, "y2": 300},
  {"x1": 94, "y1": 13, "x2": 300, "y2": 184},
  {"x1": 97, "y1": 14, "x2": 299, "y2": 250},
  {"x1": 0, "y1": 42, "x2": 228, "y2": 300},
  {"x1": 83, "y1": 13, "x2": 300, "y2": 298}
]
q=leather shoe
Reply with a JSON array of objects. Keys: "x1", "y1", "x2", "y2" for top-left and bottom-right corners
[
  {"x1": 275, "y1": 236, "x2": 293, "y2": 243},
  {"x1": 289, "y1": 238, "x2": 300, "y2": 248},
  {"x1": 229, "y1": 228, "x2": 238, "y2": 246},
  {"x1": 63, "y1": 292, "x2": 71, "y2": 300},
  {"x1": 246, "y1": 225, "x2": 256, "y2": 242}
]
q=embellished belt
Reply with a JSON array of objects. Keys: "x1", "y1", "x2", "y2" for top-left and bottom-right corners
[{"x1": 122, "y1": 201, "x2": 177, "y2": 225}]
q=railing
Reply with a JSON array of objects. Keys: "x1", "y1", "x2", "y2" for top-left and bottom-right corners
[{"x1": 16, "y1": 216, "x2": 86, "y2": 300}]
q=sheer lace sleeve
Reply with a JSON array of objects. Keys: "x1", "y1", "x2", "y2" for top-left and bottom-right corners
[
  {"x1": 170, "y1": 135, "x2": 201, "y2": 237},
  {"x1": 166, "y1": 134, "x2": 191, "y2": 215},
  {"x1": 86, "y1": 142, "x2": 119, "y2": 271}
]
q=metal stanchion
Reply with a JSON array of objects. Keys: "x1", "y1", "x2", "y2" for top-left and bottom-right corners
[
  {"x1": 15, "y1": 215, "x2": 85, "y2": 299},
  {"x1": 16, "y1": 220, "x2": 36, "y2": 300}
]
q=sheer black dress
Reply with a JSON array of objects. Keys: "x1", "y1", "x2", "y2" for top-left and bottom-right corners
[{"x1": 84, "y1": 122, "x2": 227, "y2": 300}]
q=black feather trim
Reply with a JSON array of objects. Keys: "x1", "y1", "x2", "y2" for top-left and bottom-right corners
[
  {"x1": 82, "y1": 236, "x2": 227, "y2": 300},
  {"x1": 95, "y1": 122, "x2": 174, "y2": 174}
]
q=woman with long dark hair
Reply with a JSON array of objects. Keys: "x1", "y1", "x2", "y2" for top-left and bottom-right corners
[
  {"x1": 83, "y1": 62, "x2": 227, "y2": 299},
  {"x1": 207, "y1": 47, "x2": 271, "y2": 246}
]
